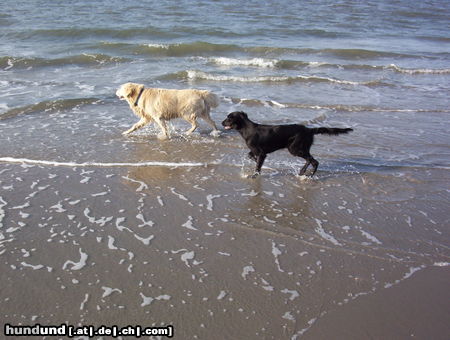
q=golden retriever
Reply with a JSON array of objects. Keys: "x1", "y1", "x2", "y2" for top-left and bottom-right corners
[{"x1": 116, "y1": 82, "x2": 220, "y2": 139}]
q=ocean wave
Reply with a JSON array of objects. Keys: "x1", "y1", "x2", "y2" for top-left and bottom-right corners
[
  {"x1": 137, "y1": 42, "x2": 242, "y2": 56},
  {"x1": 387, "y1": 64, "x2": 450, "y2": 74},
  {"x1": 194, "y1": 57, "x2": 450, "y2": 77},
  {"x1": 197, "y1": 57, "x2": 280, "y2": 68},
  {"x1": 0, "y1": 98, "x2": 100, "y2": 120},
  {"x1": 1, "y1": 54, "x2": 128, "y2": 70},
  {"x1": 170, "y1": 70, "x2": 382, "y2": 86},
  {"x1": 226, "y1": 97, "x2": 450, "y2": 113},
  {"x1": 0, "y1": 157, "x2": 207, "y2": 168},
  {"x1": 96, "y1": 41, "x2": 419, "y2": 59}
]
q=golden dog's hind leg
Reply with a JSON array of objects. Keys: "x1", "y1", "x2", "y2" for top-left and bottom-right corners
[
  {"x1": 123, "y1": 117, "x2": 149, "y2": 135},
  {"x1": 202, "y1": 115, "x2": 220, "y2": 136},
  {"x1": 185, "y1": 117, "x2": 198, "y2": 135}
]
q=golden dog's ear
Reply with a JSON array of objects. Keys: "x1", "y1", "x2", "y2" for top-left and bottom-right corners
[{"x1": 127, "y1": 85, "x2": 136, "y2": 98}]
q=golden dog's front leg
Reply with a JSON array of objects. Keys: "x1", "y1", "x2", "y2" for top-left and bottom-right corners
[
  {"x1": 154, "y1": 117, "x2": 170, "y2": 140},
  {"x1": 122, "y1": 117, "x2": 149, "y2": 135}
]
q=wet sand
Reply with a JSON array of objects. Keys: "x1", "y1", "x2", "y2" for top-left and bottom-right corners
[
  {"x1": 1, "y1": 144, "x2": 449, "y2": 339},
  {"x1": 306, "y1": 265, "x2": 450, "y2": 340}
]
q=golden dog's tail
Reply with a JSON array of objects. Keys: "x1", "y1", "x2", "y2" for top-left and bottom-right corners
[{"x1": 200, "y1": 91, "x2": 220, "y2": 109}]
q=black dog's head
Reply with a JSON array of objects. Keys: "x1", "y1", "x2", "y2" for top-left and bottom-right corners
[{"x1": 222, "y1": 111, "x2": 250, "y2": 131}]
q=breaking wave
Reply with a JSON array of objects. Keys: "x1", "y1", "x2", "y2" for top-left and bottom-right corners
[
  {"x1": 195, "y1": 57, "x2": 450, "y2": 75},
  {"x1": 163, "y1": 70, "x2": 385, "y2": 86},
  {"x1": 387, "y1": 64, "x2": 450, "y2": 74},
  {"x1": 226, "y1": 97, "x2": 450, "y2": 113}
]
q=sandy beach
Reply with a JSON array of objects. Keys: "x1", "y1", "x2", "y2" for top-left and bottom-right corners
[{"x1": 1, "y1": 140, "x2": 449, "y2": 338}]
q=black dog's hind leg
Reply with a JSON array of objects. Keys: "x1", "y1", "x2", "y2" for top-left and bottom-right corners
[
  {"x1": 308, "y1": 157, "x2": 319, "y2": 176},
  {"x1": 288, "y1": 134, "x2": 319, "y2": 176},
  {"x1": 299, "y1": 156, "x2": 319, "y2": 176},
  {"x1": 248, "y1": 151, "x2": 257, "y2": 162},
  {"x1": 299, "y1": 159, "x2": 310, "y2": 176}
]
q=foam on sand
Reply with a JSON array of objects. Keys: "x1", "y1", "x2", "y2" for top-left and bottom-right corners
[
  {"x1": 0, "y1": 196, "x2": 6, "y2": 228},
  {"x1": 62, "y1": 248, "x2": 88, "y2": 271},
  {"x1": 0, "y1": 157, "x2": 206, "y2": 168},
  {"x1": 314, "y1": 219, "x2": 341, "y2": 246}
]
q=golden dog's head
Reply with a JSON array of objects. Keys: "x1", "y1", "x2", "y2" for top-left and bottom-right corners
[{"x1": 116, "y1": 82, "x2": 144, "y2": 102}]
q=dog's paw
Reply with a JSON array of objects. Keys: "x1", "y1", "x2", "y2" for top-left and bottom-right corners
[
  {"x1": 157, "y1": 133, "x2": 169, "y2": 140},
  {"x1": 247, "y1": 172, "x2": 260, "y2": 179},
  {"x1": 210, "y1": 130, "x2": 221, "y2": 138},
  {"x1": 122, "y1": 130, "x2": 131, "y2": 136}
]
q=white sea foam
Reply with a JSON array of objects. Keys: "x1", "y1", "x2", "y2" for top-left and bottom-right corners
[
  {"x1": 292, "y1": 318, "x2": 317, "y2": 339},
  {"x1": 187, "y1": 70, "x2": 291, "y2": 83},
  {"x1": 107, "y1": 235, "x2": 118, "y2": 250},
  {"x1": 186, "y1": 70, "x2": 364, "y2": 85},
  {"x1": 0, "y1": 102, "x2": 9, "y2": 112},
  {"x1": 49, "y1": 202, "x2": 66, "y2": 213},
  {"x1": 157, "y1": 196, "x2": 164, "y2": 207},
  {"x1": 281, "y1": 288, "x2": 300, "y2": 301},
  {"x1": 170, "y1": 187, "x2": 189, "y2": 201},
  {"x1": 182, "y1": 216, "x2": 198, "y2": 231},
  {"x1": 206, "y1": 194, "x2": 221, "y2": 211},
  {"x1": 271, "y1": 241, "x2": 284, "y2": 272},
  {"x1": 21, "y1": 262, "x2": 44, "y2": 270},
  {"x1": 84, "y1": 208, "x2": 113, "y2": 226},
  {"x1": 207, "y1": 57, "x2": 279, "y2": 68},
  {"x1": 388, "y1": 64, "x2": 450, "y2": 74},
  {"x1": 217, "y1": 290, "x2": 227, "y2": 300},
  {"x1": 314, "y1": 219, "x2": 341, "y2": 246},
  {"x1": 181, "y1": 251, "x2": 195, "y2": 267},
  {"x1": 80, "y1": 293, "x2": 89, "y2": 310},
  {"x1": 136, "y1": 213, "x2": 154, "y2": 228},
  {"x1": 62, "y1": 248, "x2": 88, "y2": 271},
  {"x1": 241, "y1": 265, "x2": 255, "y2": 280},
  {"x1": 384, "y1": 265, "x2": 425, "y2": 288},
  {"x1": 101, "y1": 286, "x2": 122, "y2": 298},
  {"x1": 360, "y1": 230, "x2": 382, "y2": 245},
  {"x1": 268, "y1": 100, "x2": 287, "y2": 108},
  {"x1": 116, "y1": 218, "x2": 154, "y2": 245},
  {"x1": 0, "y1": 196, "x2": 6, "y2": 228},
  {"x1": 140, "y1": 293, "x2": 153, "y2": 307},
  {"x1": 146, "y1": 43, "x2": 170, "y2": 49},
  {"x1": 282, "y1": 312, "x2": 295, "y2": 321},
  {"x1": 0, "y1": 157, "x2": 206, "y2": 168},
  {"x1": 122, "y1": 176, "x2": 148, "y2": 192}
]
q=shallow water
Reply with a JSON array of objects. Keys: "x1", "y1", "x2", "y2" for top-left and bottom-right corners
[{"x1": 1, "y1": 0, "x2": 449, "y2": 338}]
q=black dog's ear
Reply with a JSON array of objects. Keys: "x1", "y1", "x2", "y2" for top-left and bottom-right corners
[{"x1": 240, "y1": 111, "x2": 248, "y2": 119}]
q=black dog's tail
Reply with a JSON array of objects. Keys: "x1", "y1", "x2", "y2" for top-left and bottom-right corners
[{"x1": 311, "y1": 127, "x2": 353, "y2": 135}]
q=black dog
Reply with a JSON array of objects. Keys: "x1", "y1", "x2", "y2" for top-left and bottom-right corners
[{"x1": 222, "y1": 111, "x2": 353, "y2": 177}]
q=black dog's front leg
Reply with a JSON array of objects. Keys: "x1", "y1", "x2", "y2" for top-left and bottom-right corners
[
  {"x1": 249, "y1": 153, "x2": 266, "y2": 178},
  {"x1": 248, "y1": 151, "x2": 257, "y2": 162}
]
